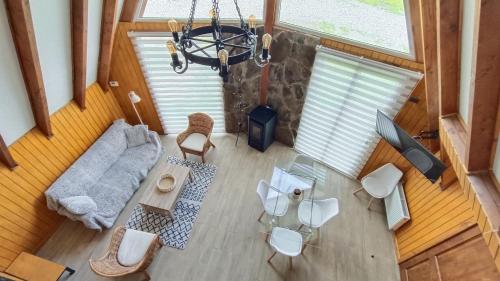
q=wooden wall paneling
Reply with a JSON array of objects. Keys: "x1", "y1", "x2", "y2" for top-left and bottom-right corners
[
  {"x1": 441, "y1": 117, "x2": 500, "y2": 272},
  {"x1": 4, "y1": 0, "x2": 52, "y2": 137},
  {"x1": 97, "y1": 0, "x2": 119, "y2": 91},
  {"x1": 408, "y1": 0, "x2": 424, "y2": 63},
  {"x1": 108, "y1": 22, "x2": 164, "y2": 134},
  {"x1": 120, "y1": 0, "x2": 139, "y2": 22},
  {"x1": 400, "y1": 226, "x2": 500, "y2": 281},
  {"x1": 71, "y1": 0, "x2": 88, "y2": 109},
  {"x1": 464, "y1": 0, "x2": 500, "y2": 172},
  {"x1": 0, "y1": 84, "x2": 124, "y2": 271},
  {"x1": 395, "y1": 169, "x2": 474, "y2": 262},
  {"x1": 436, "y1": 0, "x2": 460, "y2": 116},
  {"x1": 439, "y1": 143, "x2": 457, "y2": 190},
  {"x1": 0, "y1": 135, "x2": 17, "y2": 170},
  {"x1": 419, "y1": 0, "x2": 440, "y2": 152},
  {"x1": 320, "y1": 38, "x2": 424, "y2": 72}
]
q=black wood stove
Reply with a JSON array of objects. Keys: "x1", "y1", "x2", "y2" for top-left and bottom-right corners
[{"x1": 248, "y1": 106, "x2": 277, "y2": 152}]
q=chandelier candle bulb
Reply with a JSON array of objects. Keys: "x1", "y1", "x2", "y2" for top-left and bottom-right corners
[
  {"x1": 248, "y1": 15, "x2": 257, "y2": 34},
  {"x1": 218, "y1": 49, "x2": 229, "y2": 82},
  {"x1": 168, "y1": 19, "x2": 180, "y2": 42},
  {"x1": 166, "y1": 40, "x2": 181, "y2": 67},
  {"x1": 261, "y1": 33, "x2": 272, "y2": 60}
]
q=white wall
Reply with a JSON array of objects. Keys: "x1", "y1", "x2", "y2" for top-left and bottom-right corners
[
  {"x1": 30, "y1": 0, "x2": 74, "y2": 114},
  {"x1": 0, "y1": 0, "x2": 122, "y2": 145},
  {"x1": 0, "y1": 4, "x2": 36, "y2": 145},
  {"x1": 458, "y1": 0, "x2": 477, "y2": 124},
  {"x1": 87, "y1": 0, "x2": 103, "y2": 86}
]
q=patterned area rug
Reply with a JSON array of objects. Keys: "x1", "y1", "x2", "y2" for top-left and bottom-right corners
[{"x1": 126, "y1": 156, "x2": 217, "y2": 249}]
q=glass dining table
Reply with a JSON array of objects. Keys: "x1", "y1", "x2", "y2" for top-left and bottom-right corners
[{"x1": 260, "y1": 154, "x2": 330, "y2": 250}]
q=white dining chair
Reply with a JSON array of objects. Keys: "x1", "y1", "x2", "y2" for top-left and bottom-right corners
[
  {"x1": 256, "y1": 180, "x2": 289, "y2": 222},
  {"x1": 353, "y1": 163, "x2": 403, "y2": 209},
  {"x1": 297, "y1": 198, "x2": 339, "y2": 229},
  {"x1": 268, "y1": 227, "x2": 303, "y2": 269}
]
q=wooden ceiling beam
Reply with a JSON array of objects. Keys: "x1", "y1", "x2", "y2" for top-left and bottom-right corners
[
  {"x1": 120, "y1": 0, "x2": 139, "y2": 22},
  {"x1": 4, "y1": 0, "x2": 52, "y2": 138},
  {"x1": 437, "y1": 0, "x2": 460, "y2": 116},
  {"x1": 419, "y1": 0, "x2": 440, "y2": 152},
  {"x1": 0, "y1": 135, "x2": 17, "y2": 171},
  {"x1": 259, "y1": 0, "x2": 277, "y2": 105},
  {"x1": 97, "y1": 0, "x2": 118, "y2": 92},
  {"x1": 71, "y1": 0, "x2": 88, "y2": 109},
  {"x1": 465, "y1": 0, "x2": 500, "y2": 172}
]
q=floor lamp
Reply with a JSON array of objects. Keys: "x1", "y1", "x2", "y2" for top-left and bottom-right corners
[{"x1": 128, "y1": 91, "x2": 144, "y2": 125}]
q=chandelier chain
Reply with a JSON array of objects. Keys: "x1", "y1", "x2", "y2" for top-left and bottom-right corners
[
  {"x1": 233, "y1": 0, "x2": 245, "y2": 28},
  {"x1": 186, "y1": 0, "x2": 198, "y2": 35},
  {"x1": 211, "y1": 0, "x2": 222, "y2": 35}
]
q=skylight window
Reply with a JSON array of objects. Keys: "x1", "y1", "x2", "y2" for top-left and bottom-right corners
[
  {"x1": 277, "y1": 0, "x2": 413, "y2": 57},
  {"x1": 140, "y1": 0, "x2": 265, "y2": 20}
]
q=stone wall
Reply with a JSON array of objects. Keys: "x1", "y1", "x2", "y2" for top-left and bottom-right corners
[
  {"x1": 222, "y1": 27, "x2": 319, "y2": 146},
  {"x1": 223, "y1": 27, "x2": 263, "y2": 133},
  {"x1": 267, "y1": 27, "x2": 320, "y2": 146}
]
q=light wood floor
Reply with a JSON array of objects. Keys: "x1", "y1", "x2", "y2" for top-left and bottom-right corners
[{"x1": 38, "y1": 134, "x2": 400, "y2": 281}]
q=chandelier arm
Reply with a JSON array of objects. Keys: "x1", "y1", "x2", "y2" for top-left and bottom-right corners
[
  {"x1": 223, "y1": 42, "x2": 251, "y2": 50},
  {"x1": 173, "y1": 59, "x2": 189, "y2": 74},
  {"x1": 253, "y1": 56, "x2": 270, "y2": 68},
  {"x1": 221, "y1": 33, "x2": 247, "y2": 43},
  {"x1": 189, "y1": 37, "x2": 217, "y2": 44},
  {"x1": 189, "y1": 42, "x2": 216, "y2": 57}
]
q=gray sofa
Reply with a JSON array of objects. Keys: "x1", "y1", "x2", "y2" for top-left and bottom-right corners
[{"x1": 45, "y1": 119, "x2": 162, "y2": 230}]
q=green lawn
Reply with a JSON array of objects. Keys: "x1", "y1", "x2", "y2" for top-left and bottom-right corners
[{"x1": 357, "y1": 0, "x2": 405, "y2": 14}]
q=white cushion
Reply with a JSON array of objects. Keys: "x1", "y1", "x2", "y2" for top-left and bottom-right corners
[
  {"x1": 180, "y1": 133, "x2": 207, "y2": 152},
  {"x1": 124, "y1": 125, "x2": 149, "y2": 148},
  {"x1": 117, "y1": 229, "x2": 156, "y2": 267},
  {"x1": 270, "y1": 227, "x2": 303, "y2": 257}
]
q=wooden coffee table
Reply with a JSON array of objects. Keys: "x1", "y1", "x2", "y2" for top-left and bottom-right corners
[{"x1": 139, "y1": 163, "x2": 191, "y2": 220}]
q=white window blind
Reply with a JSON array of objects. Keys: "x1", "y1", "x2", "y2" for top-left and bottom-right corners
[
  {"x1": 295, "y1": 47, "x2": 422, "y2": 178},
  {"x1": 130, "y1": 32, "x2": 225, "y2": 134}
]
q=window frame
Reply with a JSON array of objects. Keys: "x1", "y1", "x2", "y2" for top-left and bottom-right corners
[
  {"x1": 275, "y1": 0, "x2": 416, "y2": 60},
  {"x1": 135, "y1": 0, "x2": 266, "y2": 24}
]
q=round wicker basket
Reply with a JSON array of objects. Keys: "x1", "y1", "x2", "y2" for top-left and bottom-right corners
[{"x1": 157, "y1": 174, "x2": 176, "y2": 192}]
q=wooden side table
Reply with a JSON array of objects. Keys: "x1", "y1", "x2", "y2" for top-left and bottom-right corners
[{"x1": 3, "y1": 252, "x2": 75, "y2": 281}]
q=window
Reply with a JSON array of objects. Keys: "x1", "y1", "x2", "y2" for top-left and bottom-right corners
[
  {"x1": 139, "y1": 0, "x2": 264, "y2": 21},
  {"x1": 130, "y1": 33, "x2": 225, "y2": 133},
  {"x1": 295, "y1": 47, "x2": 422, "y2": 178},
  {"x1": 277, "y1": 0, "x2": 413, "y2": 57}
]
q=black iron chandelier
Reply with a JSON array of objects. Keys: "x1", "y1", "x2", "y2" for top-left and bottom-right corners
[{"x1": 165, "y1": 0, "x2": 272, "y2": 82}]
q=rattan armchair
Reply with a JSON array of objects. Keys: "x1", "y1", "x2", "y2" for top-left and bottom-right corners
[
  {"x1": 89, "y1": 226, "x2": 162, "y2": 281},
  {"x1": 176, "y1": 113, "x2": 216, "y2": 163}
]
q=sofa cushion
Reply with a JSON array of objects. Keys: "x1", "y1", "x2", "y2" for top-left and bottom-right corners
[
  {"x1": 125, "y1": 125, "x2": 149, "y2": 148},
  {"x1": 117, "y1": 229, "x2": 157, "y2": 266},
  {"x1": 180, "y1": 133, "x2": 206, "y2": 152},
  {"x1": 59, "y1": 196, "x2": 97, "y2": 215}
]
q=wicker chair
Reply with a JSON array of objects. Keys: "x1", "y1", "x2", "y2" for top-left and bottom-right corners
[
  {"x1": 176, "y1": 113, "x2": 216, "y2": 163},
  {"x1": 89, "y1": 226, "x2": 162, "y2": 281}
]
